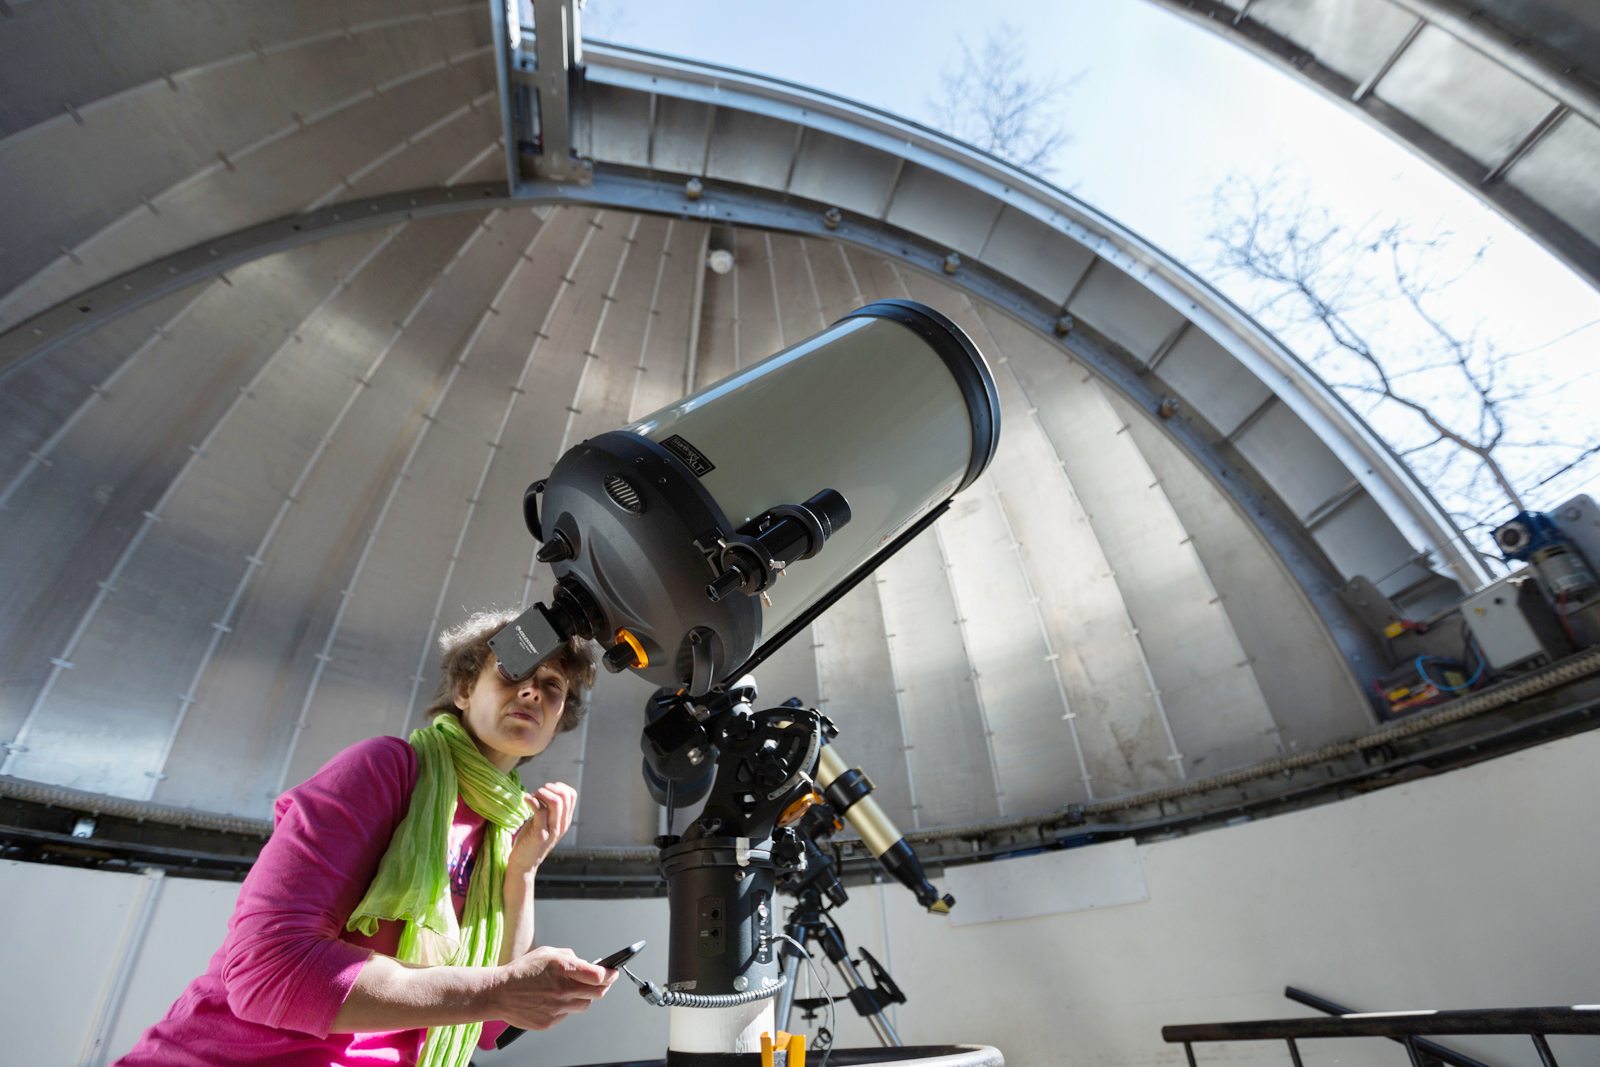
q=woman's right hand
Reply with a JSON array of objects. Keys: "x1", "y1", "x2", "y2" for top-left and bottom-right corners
[
  {"x1": 492, "y1": 946, "x2": 614, "y2": 1030},
  {"x1": 507, "y1": 783, "x2": 577, "y2": 877}
]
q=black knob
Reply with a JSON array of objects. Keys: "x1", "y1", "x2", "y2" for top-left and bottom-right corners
[
  {"x1": 771, "y1": 828, "x2": 805, "y2": 869},
  {"x1": 536, "y1": 530, "x2": 575, "y2": 564},
  {"x1": 603, "y1": 640, "x2": 641, "y2": 674}
]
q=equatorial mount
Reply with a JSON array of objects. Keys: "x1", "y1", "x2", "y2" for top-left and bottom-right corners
[{"x1": 635, "y1": 681, "x2": 955, "y2": 1054}]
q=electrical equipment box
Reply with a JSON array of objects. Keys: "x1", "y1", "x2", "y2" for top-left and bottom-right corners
[
  {"x1": 1550, "y1": 494, "x2": 1600, "y2": 576},
  {"x1": 1461, "y1": 571, "x2": 1571, "y2": 670}
]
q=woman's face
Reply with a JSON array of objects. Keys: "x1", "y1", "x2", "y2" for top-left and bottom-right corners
[{"x1": 454, "y1": 656, "x2": 568, "y2": 772}]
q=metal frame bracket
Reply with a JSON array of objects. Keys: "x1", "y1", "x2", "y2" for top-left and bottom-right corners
[{"x1": 507, "y1": 0, "x2": 593, "y2": 186}]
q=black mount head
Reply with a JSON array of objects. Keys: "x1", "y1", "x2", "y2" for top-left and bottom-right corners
[{"x1": 687, "y1": 704, "x2": 822, "y2": 846}]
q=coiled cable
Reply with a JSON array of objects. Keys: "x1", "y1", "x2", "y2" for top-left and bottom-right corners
[{"x1": 622, "y1": 965, "x2": 787, "y2": 1008}]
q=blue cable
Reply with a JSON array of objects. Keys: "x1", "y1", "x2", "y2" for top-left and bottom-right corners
[{"x1": 1415, "y1": 654, "x2": 1484, "y2": 693}]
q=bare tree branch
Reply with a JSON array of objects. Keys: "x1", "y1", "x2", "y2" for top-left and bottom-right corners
[
  {"x1": 928, "y1": 23, "x2": 1080, "y2": 174},
  {"x1": 1204, "y1": 172, "x2": 1600, "y2": 554}
]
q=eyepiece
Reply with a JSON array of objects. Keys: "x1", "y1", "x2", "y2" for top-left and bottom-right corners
[
  {"x1": 802, "y1": 488, "x2": 851, "y2": 539},
  {"x1": 706, "y1": 567, "x2": 745, "y2": 603}
]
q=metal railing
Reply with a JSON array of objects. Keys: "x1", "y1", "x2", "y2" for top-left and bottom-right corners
[{"x1": 1165, "y1": 988, "x2": 1600, "y2": 1067}]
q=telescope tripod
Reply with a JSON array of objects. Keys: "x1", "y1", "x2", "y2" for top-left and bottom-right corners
[{"x1": 775, "y1": 880, "x2": 907, "y2": 1048}]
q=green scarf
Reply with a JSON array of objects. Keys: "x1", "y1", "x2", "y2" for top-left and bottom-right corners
[{"x1": 348, "y1": 714, "x2": 529, "y2": 1067}]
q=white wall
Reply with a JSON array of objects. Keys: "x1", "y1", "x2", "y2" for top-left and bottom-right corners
[
  {"x1": 6, "y1": 729, "x2": 1600, "y2": 1067},
  {"x1": 100, "y1": 877, "x2": 239, "y2": 1059},
  {"x1": 0, "y1": 861, "x2": 235, "y2": 1066},
  {"x1": 819, "y1": 730, "x2": 1600, "y2": 1067}
]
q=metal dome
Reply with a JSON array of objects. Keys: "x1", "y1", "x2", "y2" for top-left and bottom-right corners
[
  {"x1": 1149, "y1": 0, "x2": 1600, "y2": 290},
  {"x1": 0, "y1": 0, "x2": 1489, "y2": 849}
]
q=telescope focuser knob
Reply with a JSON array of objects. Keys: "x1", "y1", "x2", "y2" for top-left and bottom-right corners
[{"x1": 603, "y1": 628, "x2": 648, "y2": 674}]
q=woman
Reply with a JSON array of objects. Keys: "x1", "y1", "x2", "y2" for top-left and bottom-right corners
[{"x1": 117, "y1": 610, "x2": 617, "y2": 1067}]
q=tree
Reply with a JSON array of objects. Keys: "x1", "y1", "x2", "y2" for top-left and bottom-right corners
[
  {"x1": 1205, "y1": 172, "x2": 1600, "y2": 564},
  {"x1": 928, "y1": 23, "x2": 1079, "y2": 175}
]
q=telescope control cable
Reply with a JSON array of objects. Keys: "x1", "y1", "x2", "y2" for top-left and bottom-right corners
[{"x1": 621, "y1": 966, "x2": 789, "y2": 1008}]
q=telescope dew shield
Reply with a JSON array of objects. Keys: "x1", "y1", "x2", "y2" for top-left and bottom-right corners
[
  {"x1": 814, "y1": 744, "x2": 955, "y2": 914},
  {"x1": 517, "y1": 299, "x2": 999, "y2": 693}
]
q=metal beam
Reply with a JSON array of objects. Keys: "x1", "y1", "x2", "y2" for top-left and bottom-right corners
[
  {"x1": 521, "y1": 0, "x2": 592, "y2": 183},
  {"x1": 1485, "y1": 105, "x2": 1571, "y2": 186},
  {"x1": 1167, "y1": 1006, "x2": 1600, "y2": 1041},
  {"x1": 1284, "y1": 988, "x2": 1498, "y2": 1067},
  {"x1": 1351, "y1": 17, "x2": 1424, "y2": 104},
  {"x1": 1384, "y1": 0, "x2": 1600, "y2": 130},
  {"x1": 488, "y1": 0, "x2": 521, "y2": 189}
]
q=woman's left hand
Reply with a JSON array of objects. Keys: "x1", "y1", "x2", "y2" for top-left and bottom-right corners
[{"x1": 508, "y1": 782, "x2": 577, "y2": 874}]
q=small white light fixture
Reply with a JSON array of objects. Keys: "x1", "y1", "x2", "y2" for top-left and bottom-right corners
[{"x1": 706, "y1": 249, "x2": 734, "y2": 275}]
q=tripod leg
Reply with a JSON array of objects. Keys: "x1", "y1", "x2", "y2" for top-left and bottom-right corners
[{"x1": 828, "y1": 952, "x2": 902, "y2": 1048}]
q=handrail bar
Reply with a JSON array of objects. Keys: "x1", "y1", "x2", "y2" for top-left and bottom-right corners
[
  {"x1": 1164, "y1": 1007, "x2": 1600, "y2": 1042},
  {"x1": 1284, "y1": 987, "x2": 1496, "y2": 1067}
]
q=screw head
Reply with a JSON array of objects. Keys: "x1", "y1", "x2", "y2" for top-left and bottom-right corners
[
  {"x1": 823, "y1": 207, "x2": 842, "y2": 229},
  {"x1": 685, "y1": 178, "x2": 703, "y2": 201},
  {"x1": 733, "y1": 975, "x2": 748, "y2": 991},
  {"x1": 943, "y1": 252, "x2": 961, "y2": 274}
]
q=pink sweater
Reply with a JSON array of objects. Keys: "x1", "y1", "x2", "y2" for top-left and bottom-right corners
[{"x1": 115, "y1": 736, "x2": 510, "y2": 1066}]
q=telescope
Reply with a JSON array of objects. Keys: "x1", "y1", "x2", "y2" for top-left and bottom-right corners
[
  {"x1": 491, "y1": 298, "x2": 1000, "y2": 1058},
  {"x1": 488, "y1": 299, "x2": 998, "y2": 692}
]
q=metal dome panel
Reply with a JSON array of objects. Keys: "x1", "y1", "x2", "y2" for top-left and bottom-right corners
[
  {"x1": 0, "y1": 2, "x2": 1495, "y2": 848},
  {"x1": 1151, "y1": 0, "x2": 1600, "y2": 289}
]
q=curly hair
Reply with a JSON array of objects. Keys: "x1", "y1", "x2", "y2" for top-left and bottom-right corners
[{"x1": 425, "y1": 609, "x2": 598, "y2": 752}]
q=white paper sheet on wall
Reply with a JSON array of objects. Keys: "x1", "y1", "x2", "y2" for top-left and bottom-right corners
[{"x1": 943, "y1": 838, "x2": 1149, "y2": 926}]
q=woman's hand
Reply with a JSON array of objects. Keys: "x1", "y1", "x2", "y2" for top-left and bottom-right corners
[
  {"x1": 507, "y1": 782, "x2": 576, "y2": 874},
  {"x1": 500, "y1": 783, "x2": 572, "y2": 963},
  {"x1": 491, "y1": 946, "x2": 614, "y2": 1030},
  {"x1": 330, "y1": 946, "x2": 612, "y2": 1033}
]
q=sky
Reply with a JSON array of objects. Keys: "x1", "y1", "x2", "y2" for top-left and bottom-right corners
[{"x1": 580, "y1": 0, "x2": 1600, "y2": 541}]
